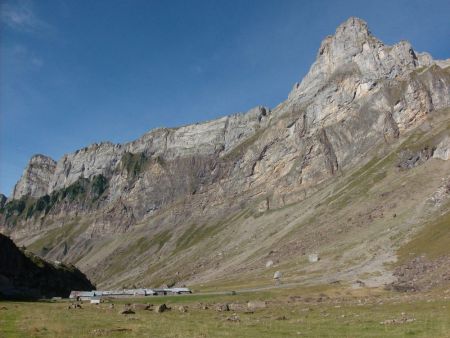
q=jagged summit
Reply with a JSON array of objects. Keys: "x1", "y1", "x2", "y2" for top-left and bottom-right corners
[
  {"x1": 336, "y1": 17, "x2": 371, "y2": 36},
  {"x1": 327, "y1": 17, "x2": 373, "y2": 51},
  {"x1": 289, "y1": 17, "x2": 427, "y2": 101}
]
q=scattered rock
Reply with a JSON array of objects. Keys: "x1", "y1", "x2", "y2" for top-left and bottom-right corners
[
  {"x1": 120, "y1": 309, "x2": 135, "y2": 315},
  {"x1": 387, "y1": 255, "x2": 450, "y2": 292},
  {"x1": 156, "y1": 304, "x2": 170, "y2": 313},
  {"x1": 380, "y1": 317, "x2": 416, "y2": 325},
  {"x1": 229, "y1": 303, "x2": 244, "y2": 311},
  {"x1": 352, "y1": 280, "x2": 366, "y2": 288},
  {"x1": 276, "y1": 315, "x2": 288, "y2": 320},
  {"x1": 273, "y1": 271, "x2": 282, "y2": 279},
  {"x1": 91, "y1": 328, "x2": 108, "y2": 336},
  {"x1": 178, "y1": 305, "x2": 188, "y2": 313},
  {"x1": 227, "y1": 313, "x2": 240, "y2": 322},
  {"x1": 215, "y1": 303, "x2": 230, "y2": 312},
  {"x1": 68, "y1": 303, "x2": 82, "y2": 309},
  {"x1": 132, "y1": 303, "x2": 152, "y2": 311},
  {"x1": 0, "y1": 306, "x2": 7, "y2": 310},
  {"x1": 247, "y1": 301, "x2": 267, "y2": 310},
  {"x1": 288, "y1": 295, "x2": 303, "y2": 302},
  {"x1": 266, "y1": 260, "x2": 274, "y2": 268},
  {"x1": 111, "y1": 328, "x2": 132, "y2": 333},
  {"x1": 92, "y1": 328, "x2": 132, "y2": 336},
  {"x1": 308, "y1": 254, "x2": 320, "y2": 263},
  {"x1": 397, "y1": 147, "x2": 435, "y2": 170}
]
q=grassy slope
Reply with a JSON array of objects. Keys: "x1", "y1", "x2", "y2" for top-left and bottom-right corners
[{"x1": 397, "y1": 210, "x2": 450, "y2": 262}]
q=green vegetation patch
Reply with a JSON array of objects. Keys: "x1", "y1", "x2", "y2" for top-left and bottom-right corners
[
  {"x1": 148, "y1": 230, "x2": 172, "y2": 252},
  {"x1": 221, "y1": 128, "x2": 265, "y2": 162},
  {"x1": 134, "y1": 230, "x2": 172, "y2": 254},
  {"x1": 91, "y1": 174, "x2": 108, "y2": 199},
  {"x1": 174, "y1": 217, "x2": 235, "y2": 254},
  {"x1": 397, "y1": 210, "x2": 450, "y2": 263},
  {"x1": 27, "y1": 219, "x2": 90, "y2": 256},
  {"x1": 1, "y1": 198, "x2": 27, "y2": 218},
  {"x1": 0, "y1": 175, "x2": 109, "y2": 224},
  {"x1": 120, "y1": 152, "x2": 150, "y2": 178}
]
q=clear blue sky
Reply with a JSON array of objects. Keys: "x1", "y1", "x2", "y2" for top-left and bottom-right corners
[{"x1": 1, "y1": 0, "x2": 449, "y2": 196}]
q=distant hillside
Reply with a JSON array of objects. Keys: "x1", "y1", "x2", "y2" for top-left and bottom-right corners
[{"x1": 0, "y1": 234, "x2": 94, "y2": 299}]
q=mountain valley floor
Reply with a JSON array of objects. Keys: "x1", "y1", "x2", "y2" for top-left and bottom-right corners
[{"x1": 1, "y1": 283, "x2": 450, "y2": 337}]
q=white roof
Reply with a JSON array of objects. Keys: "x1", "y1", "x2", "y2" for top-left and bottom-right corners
[{"x1": 170, "y1": 287, "x2": 191, "y2": 292}]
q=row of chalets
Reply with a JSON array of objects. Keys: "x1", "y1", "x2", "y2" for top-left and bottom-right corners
[{"x1": 70, "y1": 287, "x2": 192, "y2": 301}]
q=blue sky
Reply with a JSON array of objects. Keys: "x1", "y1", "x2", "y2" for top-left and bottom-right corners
[{"x1": 1, "y1": 0, "x2": 449, "y2": 196}]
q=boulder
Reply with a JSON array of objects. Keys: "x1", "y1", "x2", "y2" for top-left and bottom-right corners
[
  {"x1": 247, "y1": 301, "x2": 267, "y2": 310},
  {"x1": 215, "y1": 303, "x2": 230, "y2": 312},
  {"x1": 273, "y1": 271, "x2": 282, "y2": 279},
  {"x1": 228, "y1": 303, "x2": 244, "y2": 311},
  {"x1": 178, "y1": 305, "x2": 188, "y2": 313},
  {"x1": 156, "y1": 303, "x2": 170, "y2": 313},
  {"x1": 120, "y1": 309, "x2": 135, "y2": 315},
  {"x1": 433, "y1": 136, "x2": 450, "y2": 160},
  {"x1": 132, "y1": 303, "x2": 152, "y2": 311},
  {"x1": 226, "y1": 313, "x2": 240, "y2": 322}
]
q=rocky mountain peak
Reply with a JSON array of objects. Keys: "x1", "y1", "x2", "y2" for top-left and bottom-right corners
[
  {"x1": 288, "y1": 17, "x2": 424, "y2": 101},
  {"x1": 319, "y1": 17, "x2": 377, "y2": 61},
  {"x1": 329, "y1": 16, "x2": 372, "y2": 48}
]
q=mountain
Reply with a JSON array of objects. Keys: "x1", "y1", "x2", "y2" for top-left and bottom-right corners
[
  {"x1": 0, "y1": 233, "x2": 94, "y2": 299},
  {"x1": 1, "y1": 17, "x2": 450, "y2": 290}
]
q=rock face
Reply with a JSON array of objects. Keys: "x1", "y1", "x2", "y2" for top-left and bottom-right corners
[
  {"x1": 12, "y1": 154, "x2": 56, "y2": 200},
  {"x1": 1, "y1": 17, "x2": 449, "y2": 289},
  {"x1": 48, "y1": 142, "x2": 122, "y2": 194},
  {"x1": 0, "y1": 234, "x2": 94, "y2": 299}
]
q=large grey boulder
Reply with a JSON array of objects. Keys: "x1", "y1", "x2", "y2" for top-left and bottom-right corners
[{"x1": 433, "y1": 137, "x2": 450, "y2": 160}]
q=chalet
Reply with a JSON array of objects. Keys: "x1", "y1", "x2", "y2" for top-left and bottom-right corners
[
  {"x1": 170, "y1": 287, "x2": 192, "y2": 294},
  {"x1": 69, "y1": 291, "x2": 95, "y2": 301}
]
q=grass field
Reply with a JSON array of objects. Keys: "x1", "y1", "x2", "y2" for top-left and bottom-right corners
[{"x1": 1, "y1": 285, "x2": 450, "y2": 337}]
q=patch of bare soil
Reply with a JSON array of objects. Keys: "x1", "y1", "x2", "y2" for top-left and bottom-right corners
[{"x1": 387, "y1": 255, "x2": 450, "y2": 292}]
